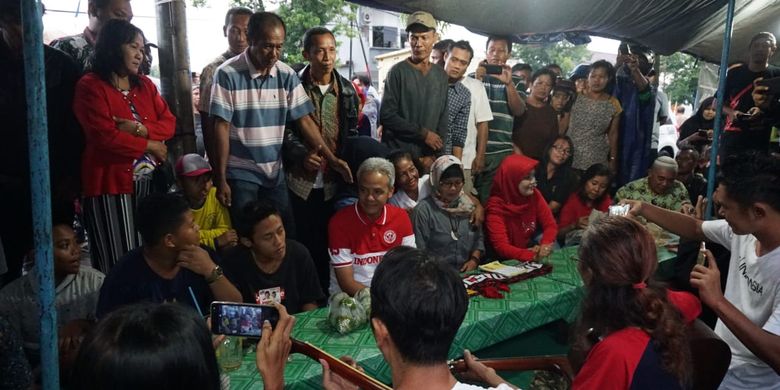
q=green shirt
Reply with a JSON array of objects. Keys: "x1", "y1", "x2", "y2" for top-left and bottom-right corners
[
  {"x1": 471, "y1": 74, "x2": 525, "y2": 156},
  {"x1": 615, "y1": 177, "x2": 691, "y2": 211},
  {"x1": 380, "y1": 60, "x2": 449, "y2": 158}
]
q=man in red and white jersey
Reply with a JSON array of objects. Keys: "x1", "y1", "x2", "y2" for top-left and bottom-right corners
[{"x1": 328, "y1": 157, "x2": 415, "y2": 296}]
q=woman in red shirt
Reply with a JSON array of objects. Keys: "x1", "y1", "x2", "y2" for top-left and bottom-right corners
[
  {"x1": 485, "y1": 154, "x2": 557, "y2": 261},
  {"x1": 73, "y1": 19, "x2": 174, "y2": 272},
  {"x1": 571, "y1": 216, "x2": 699, "y2": 389},
  {"x1": 557, "y1": 163, "x2": 612, "y2": 246}
]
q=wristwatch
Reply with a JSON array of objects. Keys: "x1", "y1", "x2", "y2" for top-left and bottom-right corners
[{"x1": 205, "y1": 265, "x2": 223, "y2": 284}]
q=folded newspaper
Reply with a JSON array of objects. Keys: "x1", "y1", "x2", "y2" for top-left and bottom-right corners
[{"x1": 478, "y1": 261, "x2": 543, "y2": 278}]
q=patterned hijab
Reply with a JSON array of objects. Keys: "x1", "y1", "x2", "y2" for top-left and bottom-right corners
[{"x1": 429, "y1": 155, "x2": 475, "y2": 216}]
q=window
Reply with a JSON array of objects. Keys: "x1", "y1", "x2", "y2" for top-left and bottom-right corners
[{"x1": 372, "y1": 26, "x2": 398, "y2": 48}]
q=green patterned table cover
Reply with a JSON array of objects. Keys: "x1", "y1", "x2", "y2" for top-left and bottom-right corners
[{"x1": 226, "y1": 249, "x2": 586, "y2": 389}]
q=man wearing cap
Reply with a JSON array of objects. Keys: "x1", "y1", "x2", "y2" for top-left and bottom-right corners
[
  {"x1": 615, "y1": 156, "x2": 693, "y2": 213},
  {"x1": 176, "y1": 153, "x2": 237, "y2": 251},
  {"x1": 379, "y1": 11, "x2": 449, "y2": 164}
]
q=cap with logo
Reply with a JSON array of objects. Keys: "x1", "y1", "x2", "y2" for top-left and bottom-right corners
[{"x1": 175, "y1": 153, "x2": 212, "y2": 177}]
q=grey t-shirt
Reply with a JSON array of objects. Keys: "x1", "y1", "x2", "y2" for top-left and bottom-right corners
[{"x1": 412, "y1": 196, "x2": 484, "y2": 269}]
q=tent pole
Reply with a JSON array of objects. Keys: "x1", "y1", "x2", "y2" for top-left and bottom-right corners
[
  {"x1": 705, "y1": 0, "x2": 736, "y2": 219},
  {"x1": 21, "y1": 0, "x2": 59, "y2": 388}
]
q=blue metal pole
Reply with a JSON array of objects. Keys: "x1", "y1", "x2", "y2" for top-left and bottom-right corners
[
  {"x1": 705, "y1": 0, "x2": 736, "y2": 219},
  {"x1": 21, "y1": 0, "x2": 59, "y2": 388}
]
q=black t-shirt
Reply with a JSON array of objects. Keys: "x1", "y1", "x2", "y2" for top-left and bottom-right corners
[
  {"x1": 221, "y1": 240, "x2": 324, "y2": 314},
  {"x1": 535, "y1": 165, "x2": 577, "y2": 211},
  {"x1": 725, "y1": 64, "x2": 780, "y2": 115},
  {"x1": 682, "y1": 173, "x2": 708, "y2": 205},
  {"x1": 96, "y1": 247, "x2": 215, "y2": 318}
]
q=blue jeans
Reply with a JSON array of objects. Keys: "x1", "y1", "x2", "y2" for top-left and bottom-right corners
[{"x1": 228, "y1": 177, "x2": 297, "y2": 239}]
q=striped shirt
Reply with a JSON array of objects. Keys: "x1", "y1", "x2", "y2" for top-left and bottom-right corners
[
  {"x1": 210, "y1": 51, "x2": 314, "y2": 187},
  {"x1": 470, "y1": 74, "x2": 525, "y2": 156},
  {"x1": 0, "y1": 266, "x2": 104, "y2": 357}
]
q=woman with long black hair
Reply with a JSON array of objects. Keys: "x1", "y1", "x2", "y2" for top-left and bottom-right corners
[{"x1": 73, "y1": 19, "x2": 175, "y2": 272}]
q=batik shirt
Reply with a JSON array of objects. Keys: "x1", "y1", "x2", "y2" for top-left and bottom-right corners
[
  {"x1": 50, "y1": 27, "x2": 97, "y2": 74},
  {"x1": 615, "y1": 177, "x2": 691, "y2": 211}
]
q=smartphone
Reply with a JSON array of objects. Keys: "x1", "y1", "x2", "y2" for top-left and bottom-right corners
[
  {"x1": 756, "y1": 76, "x2": 780, "y2": 94},
  {"x1": 696, "y1": 242, "x2": 707, "y2": 266},
  {"x1": 483, "y1": 64, "x2": 503, "y2": 75},
  {"x1": 210, "y1": 301, "x2": 280, "y2": 337}
]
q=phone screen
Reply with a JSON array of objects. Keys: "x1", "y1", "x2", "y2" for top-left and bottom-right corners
[
  {"x1": 210, "y1": 302, "x2": 280, "y2": 337},
  {"x1": 483, "y1": 64, "x2": 503, "y2": 75}
]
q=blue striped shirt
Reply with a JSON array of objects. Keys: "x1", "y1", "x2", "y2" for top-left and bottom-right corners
[{"x1": 210, "y1": 51, "x2": 314, "y2": 186}]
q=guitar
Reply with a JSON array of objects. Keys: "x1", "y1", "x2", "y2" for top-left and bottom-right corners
[
  {"x1": 448, "y1": 355, "x2": 574, "y2": 386},
  {"x1": 290, "y1": 338, "x2": 392, "y2": 390}
]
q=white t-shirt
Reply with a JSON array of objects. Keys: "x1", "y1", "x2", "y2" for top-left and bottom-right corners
[
  {"x1": 460, "y1": 77, "x2": 494, "y2": 168},
  {"x1": 389, "y1": 174, "x2": 432, "y2": 210},
  {"x1": 451, "y1": 382, "x2": 514, "y2": 390},
  {"x1": 701, "y1": 220, "x2": 780, "y2": 389}
]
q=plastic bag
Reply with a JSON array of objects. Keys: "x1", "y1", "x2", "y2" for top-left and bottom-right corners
[
  {"x1": 328, "y1": 291, "x2": 368, "y2": 334},
  {"x1": 354, "y1": 288, "x2": 371, "y2": 318}
]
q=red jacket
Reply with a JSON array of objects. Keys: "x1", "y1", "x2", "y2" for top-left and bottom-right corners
[
  {"x1": 485, "y1": 154, "x2": 557, "y2": 261},
  {"x1": 74, "y1": 73, "x2": 175, "y2": 196}
]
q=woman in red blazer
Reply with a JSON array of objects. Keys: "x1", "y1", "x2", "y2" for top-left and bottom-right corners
[
  {"x1": 73, "y1": 19, "x2": 174, "y2": 272},
  {"x1": 485, "y1": 154, "x2": 557, "y2": 261}
]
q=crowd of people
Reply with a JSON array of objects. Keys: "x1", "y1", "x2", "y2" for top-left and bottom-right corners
[{"x1": 2, "y1": 0, "x2": 780, "y2": 388}]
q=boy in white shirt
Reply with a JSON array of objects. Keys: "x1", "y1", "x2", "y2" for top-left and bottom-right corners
[{"x1": 626, "y1": 152, "x2": 780, "y2": 389}]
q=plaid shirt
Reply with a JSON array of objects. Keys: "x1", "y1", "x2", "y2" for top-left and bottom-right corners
[{"x1": 444, "y1": 80, "x2": 471, "y2": 154}]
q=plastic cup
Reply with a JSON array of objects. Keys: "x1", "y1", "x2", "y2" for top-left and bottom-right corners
[{"x1": 217, "y1": 336, "x2": 243, "y2": 372}]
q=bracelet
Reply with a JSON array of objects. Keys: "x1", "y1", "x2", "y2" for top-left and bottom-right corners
[
  {"x1": 468, "y1": 256, "x2": 480, "y2": 264},
  {"x1": 134, "y1": 122, "x2": 142, "y2": 136}
]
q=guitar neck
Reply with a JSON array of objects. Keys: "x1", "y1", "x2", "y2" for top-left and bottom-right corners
[
  {"x1": 449, "y1": 356, "x2": 574, "y2": 377},
  {"x1": 290, "y1": 338, "x2": 392, "y2": 390}
]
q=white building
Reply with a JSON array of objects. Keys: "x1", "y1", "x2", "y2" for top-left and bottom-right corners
[{"x1": 332, "y1": 6, "x2": 406, "y2": 89}]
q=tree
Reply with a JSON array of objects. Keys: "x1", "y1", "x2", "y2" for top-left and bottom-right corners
[
  {"x1": 277, "y1": 0, "x2": 357, "y2": 65},
  {"x1": 229, "y1": 0, "x2": 264, "y2": 11},
  {"x1": 510, "y1": 41, "x2": 591, "y2": 76},
  {"x1": 660, "y1": 52, "x2": 699, "y2": 105},
  {"x1": 191, "y1": 0, "x2": 264, "y2": 11}
]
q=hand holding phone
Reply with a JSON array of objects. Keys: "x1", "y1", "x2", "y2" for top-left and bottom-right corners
[
  {"x1": 482, "y1": 64, "x2": 503, "y2": 75},
  {"x1": 210, "y1": 301, "x2": 280, "y2": 337},
  {"x1": 756, "y1": 76, "x2": 780, "y2": 94},
  {"x1": 696, "y1": 242, "x2": 707, "y2": 266}
]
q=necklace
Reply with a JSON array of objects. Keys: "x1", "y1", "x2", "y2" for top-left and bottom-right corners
[{"x1": 449, "y1": 214, "x2": 460, "y2": 241}]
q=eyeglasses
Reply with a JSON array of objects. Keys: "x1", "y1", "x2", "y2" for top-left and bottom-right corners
[
  {"x1": 552, "y1": 145, "x2": 571, "y2": 156},
  {"x1": 439, "y1": 179, "x2": 464, "y2": 188}
]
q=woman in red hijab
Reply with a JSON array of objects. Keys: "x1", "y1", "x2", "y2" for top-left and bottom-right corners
[{"x1": 485, "y1": 154, "x2": 558, "y2": 261}]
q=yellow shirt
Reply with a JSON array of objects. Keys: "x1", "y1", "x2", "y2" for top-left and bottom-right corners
[{"x1": 194, "y1": 187, "x2": 232, "y2": 249}]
